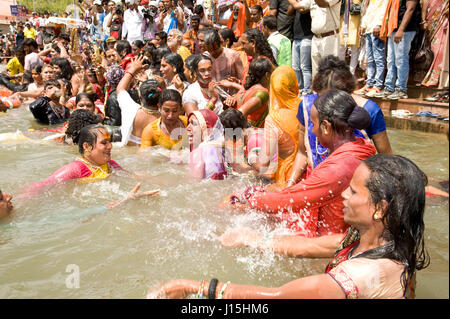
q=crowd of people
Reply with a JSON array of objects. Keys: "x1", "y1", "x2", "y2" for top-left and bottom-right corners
[{"x1": 0, "y1": 0, "x2": 448, "y2": 299}]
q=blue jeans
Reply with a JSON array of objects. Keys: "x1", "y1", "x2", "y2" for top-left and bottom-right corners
[
  {"x1": 384, "y1": 31, "x2": 416, "y2": 92},
  {"x1": 292, "y1": 38, "x2": 312, "y2": 93},
  {"x1": 365, "y1": 33, "x2": 386, "y2": 89}
]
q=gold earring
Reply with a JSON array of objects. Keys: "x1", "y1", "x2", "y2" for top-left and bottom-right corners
[{"x1": 372, "y1": 212, "x2": 381, "y2": 221}]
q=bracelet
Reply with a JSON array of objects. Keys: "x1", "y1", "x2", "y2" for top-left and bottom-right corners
[
  {"x1": 196, "y1": 280, "x2": 205, "y2": 299},
  {"x1": 217, "y1": 281, "x2": 230, "y2": 299},
  {"x1": 206, "y1": 101, "x2": 215, "y2": 110},
  {"x1": 287, "y1": 178, "x2": 296, "y2": 185},
  {"x1": 125, "y1": 71, "x2": 135, "y2": 78},
  {"x1": 208, "y1": 278, "x2": 219, "y2": 299}
]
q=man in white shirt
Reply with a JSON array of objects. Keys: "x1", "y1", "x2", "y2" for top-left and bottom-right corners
[
  {"x1": 290, "y1": 0, "x2": 341, "y2": 76},
  {"x1": 122, "y1": 0, "x2": 145, "y2": 43},
  {"x1": 103, "y1": 1, "x2": 117, "y2": 39},
  {"x1": 23, "y1": 38, "x2": 43, "y2": 72}
]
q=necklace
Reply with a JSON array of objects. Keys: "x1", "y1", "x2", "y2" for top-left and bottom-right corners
[
  {"x1": 315, "y1": 138, "x2": 328, "y2": 156},
  {"x1": 140, "y1": 107, "x2": 160, "y2": 116},
  {"x1": 76, "y1": 156, "x2": 108, "y2": 174}
]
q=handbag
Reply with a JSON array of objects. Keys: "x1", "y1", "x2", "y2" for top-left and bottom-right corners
[
  {"x1": 349, "y1": 1, "x2": 361, "y2": 15},
  {"x1": 414, "y1": 30, "x2": 434, "y2": 68},
  {"x1": 410, "y1": 30, "x2": 434, "y2": 83},
  {"x1": 341, "y1": 0, "x2": 362, "y2": 15}
]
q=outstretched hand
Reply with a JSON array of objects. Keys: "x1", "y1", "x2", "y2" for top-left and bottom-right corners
[
  {"x1": 106, "y1": 183, "x2": 160, "y2": 209},
  {"x1": 146, "y1": 279, "x2": 196, "y2": 299},
  {"x1": 220, "y1": 227, "x2": 263, "y2": 248},
  {"x1": 126, "y1": 183, "x2": 160, "y2": 200},
  {"x1": 127, "y1": 55, "x2": 146, "y2": 75}
]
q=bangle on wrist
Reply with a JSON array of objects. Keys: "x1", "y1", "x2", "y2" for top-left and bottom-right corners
[
  {"x1": 208, "y1": 278, "x2": 218, "y2": 299},
  {"x1": 196, "y1": 280, "x2": 206, "y2": 299},
  {"x1": 126, "y1": 71, "x2": 135, "y2": 78},
  {"x1": 217, "y1": 281, "x2": 230, "y2": 299}
]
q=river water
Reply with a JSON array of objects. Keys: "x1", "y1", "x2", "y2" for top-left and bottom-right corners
[{"x1": 0, "y1": 106, "x2": 448, "y2": 298}]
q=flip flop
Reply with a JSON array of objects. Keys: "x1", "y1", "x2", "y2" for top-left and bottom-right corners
[{"x1": 415, "y1": 111, "x2": 439, "y2": 117}]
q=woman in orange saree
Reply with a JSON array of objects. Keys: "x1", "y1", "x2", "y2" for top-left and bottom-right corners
[{"x1": 262, "y1": 65, "x2": 301, "y2": 187}]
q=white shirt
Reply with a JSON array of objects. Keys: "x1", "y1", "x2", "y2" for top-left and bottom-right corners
[
  {"x1": 24, "y1": 52, "x2": 43, "y2": 72},
  {"x1": 182, "y1": 82, "x2": 224, "y2": 115},
  {"x1": 300, "y1": 0, "x2": 341, "y2": 35},
  {"x1": 117, "y1": 90, "x2": 141, "y2": 147},
  {"x1": 122, "y1": 7, "x2": 144, "y2": 42}
]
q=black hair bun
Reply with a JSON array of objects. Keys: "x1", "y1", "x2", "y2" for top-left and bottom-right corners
[{"x1": 348, "y1": 106, "x2": 371, "y2": 130}]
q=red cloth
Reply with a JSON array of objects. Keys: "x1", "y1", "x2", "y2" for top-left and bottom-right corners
[
  {"x1": 120, "y1": 53, "x2": 136, "y2": 72},
  {"x1": 245, "y1": 138, "x2": 376, "y2": 237}
]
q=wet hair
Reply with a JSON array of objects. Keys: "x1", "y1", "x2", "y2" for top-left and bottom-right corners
[
  {"x1": 77, "y1": 124, "x2": 106, "y2": 155},
  {"x1": 140, "y1": 79, "x2": 163, "y2": 107},
  {"x1": 66, "y1": 109, "x2": 102, "y2": 144},
  {"x1": 312, "y1": 55, "x2": 356, "y2": 93},
  {"x1": 313, "y1": 89, "x2": 371, "y2": 136},
  {"x1": 49, "y1": 57, "x2": 74, "y2": 81},
  {"x1": 219, "y1": 108, "x2": 250, "y2": 130},
  {"x1": 44, "y1": 79, "x2": 61, "y2": 89},
  {"x1": 191, "y1": 54, "x2": 213, "y2": 74},
  {"x1": 184, "y1": 54, "x2": 202, "y2": 73},
  {"x1": 162, "y1": 52, "x2": 187, "y2": 82},
  {"x1": 244, "y1": 57, "x2": 273, "y2": 90},
  {"x1": 159, "y1": 89, "x2": 182, "y2": 107},
  {"x1": 218, "y1": 28, "x2": 237, "y2": 48},
  {"x1": 75, "y1": 92, "x2": 95, "y2": 106},
  {"x1": 155, "y1": 31, "x2": 167, "y2": 44},
  {"x1": 361, "y1": 154, "x2": 430, "y2": 291},
  {"x1": 132, "y1": 40, "x2": 145, "y2": 49},
  {"x1": 243, "y1": 28, "x2": 277, "y2": 66},
  {"x1": 115, "y1": 40, "x2": 132, "y2": 56},
  {"x1": 262, "y1": 15, "x2": 277, "y2": 30},
  {"x1": 219, "y1": 108, "x2": 250, "y2": 141}
]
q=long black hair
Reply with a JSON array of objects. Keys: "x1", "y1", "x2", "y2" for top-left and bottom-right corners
[
  {"x1": 313, "y1": 89, "x2": 371, "y2": 136},
  {"x1": 244, "y1": 57, "x2": 273, "y2": 90},
  {"x1": 243, "y1": 28, "x2": 277, "y2": 67},
  {"x1": 49, "y1": 57, "x2": 74, "y2": 81},
  {"x1": 361, "y1": 154, "x2": 430, "y2": 291},
  {"x1": 162, "y1": 52, "x2": 187, "y2": 82}
]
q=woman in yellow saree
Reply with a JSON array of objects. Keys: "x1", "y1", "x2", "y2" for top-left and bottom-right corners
[{"x1": 262, "y1": 65, "x2": 301, "y2": 187}]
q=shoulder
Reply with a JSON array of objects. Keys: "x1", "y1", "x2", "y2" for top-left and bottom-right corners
[{"x1": 329, "y1": 257, "x2": 405, "y2": 299}]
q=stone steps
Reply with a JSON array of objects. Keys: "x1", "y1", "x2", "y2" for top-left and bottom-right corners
[{"x1": 366, "y1": 85, "x2": 449, "y2": 134}]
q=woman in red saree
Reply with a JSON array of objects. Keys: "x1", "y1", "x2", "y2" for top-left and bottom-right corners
[
  {"x1": 149, "y1": 154, "x2": 430, "y2": 299},
  {"x1": 229, "y1": 89, "x2": 376, "y2": 237}
]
